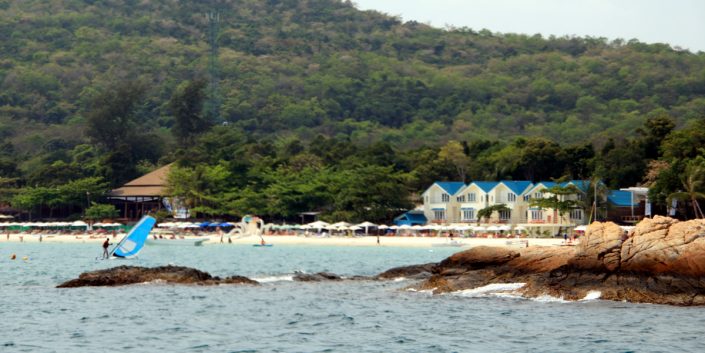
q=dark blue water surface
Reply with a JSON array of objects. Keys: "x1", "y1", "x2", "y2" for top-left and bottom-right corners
[{"x1": 1, "y1": 243, "x2": 703, "y2": 352}]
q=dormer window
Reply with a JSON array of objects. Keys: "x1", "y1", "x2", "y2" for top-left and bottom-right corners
[
  {"x1": 507, "y1": 193, "x2": 516, "y2": 202},
  {"x1": 441, "y1": 193, "x2": 450, "y2": 202},
  {"x1": 468, "y1": 193, "x2": 476, "y2": 202}
]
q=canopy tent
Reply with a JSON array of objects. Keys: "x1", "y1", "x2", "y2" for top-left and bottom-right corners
[{"x1": 574, "y1": 225, "x2": 588, "y2": 232}]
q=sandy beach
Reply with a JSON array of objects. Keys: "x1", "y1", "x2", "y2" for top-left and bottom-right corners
[{"x1": 0, "y1": 232, "x2": 570, "y2": 248}]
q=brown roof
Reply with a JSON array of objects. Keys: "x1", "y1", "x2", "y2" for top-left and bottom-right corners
[{"x1": 109, "y1": 164, "x2": 172, "y2": 197}]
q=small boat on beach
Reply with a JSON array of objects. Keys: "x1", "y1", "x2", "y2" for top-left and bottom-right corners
[
  {"x1": 432, "y1": 240, "x2": 465, "y2": 247},
  {"x1": 146, "y1": 238, "x2": 208, "y2": 246}
]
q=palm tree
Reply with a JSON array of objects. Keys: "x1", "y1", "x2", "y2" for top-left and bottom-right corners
[
  {"x1": 668, "y1": 159, "x2": 705, "y2": 219},
  {"x1": 575, "y1": 177, "x2": 609, "y2": 223}
]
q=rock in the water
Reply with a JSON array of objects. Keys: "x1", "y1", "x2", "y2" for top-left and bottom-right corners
[
  {"x1": 411, "y1": 217, "x2": 705, "y2": 306},
  {"x1": 57, "y1": 265, "x2": 258, "y2": 288},
  {"x1": 293, "y1": 272, "x2": 343, "y2": 282}
]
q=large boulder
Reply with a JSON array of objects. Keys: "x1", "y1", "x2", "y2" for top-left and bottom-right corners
[
  {"x1": 620, "y1": 217, "x2": 705, "y2": 275},
  {"x1": 569, "y1": 222, "x2": 625, "y2": 271}
]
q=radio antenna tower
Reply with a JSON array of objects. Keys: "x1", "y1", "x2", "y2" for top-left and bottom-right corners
[{"x1": 205, "y1": 11, "x2": 222, "y2": 124}]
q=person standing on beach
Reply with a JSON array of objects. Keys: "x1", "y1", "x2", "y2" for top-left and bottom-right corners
[
  {"x1": 102, "y1": 238, "x2": 111, "y2": 259},
  {"x1": 376, "y1": 234, "x2": 380, "y2": 245}
]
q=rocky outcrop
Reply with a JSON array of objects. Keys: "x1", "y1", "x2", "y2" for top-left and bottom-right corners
[
  {"x1": 57, "y1": 265, "x2": 259, "y2": 288},
  {"x1": 376, "y1": 263, "x2": 437, "y2": 280},
  {"x1": 412, "y1": 216, "x2": 705, "y2": 306}
]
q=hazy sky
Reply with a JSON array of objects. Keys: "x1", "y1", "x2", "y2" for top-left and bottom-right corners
[{"x1": 354, "y1": 0, "x2": 705, "y2": 52}]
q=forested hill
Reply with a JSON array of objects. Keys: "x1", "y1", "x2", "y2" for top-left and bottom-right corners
[
  {"x1": 2, "y1": 0, "x2": 704, "y2": 140},
  {"x1": 1, "y1": 0, "x2": 705, "y2": 221}
]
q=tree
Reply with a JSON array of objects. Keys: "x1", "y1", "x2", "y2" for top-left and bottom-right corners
[
  {"x1": 170, "y1": 79, "x2": 211, "y2": 147},
  {"x1": 667, "y1": 157, "x2": 705, "y2": 219},
  {"x1": 529, "y1": 184, "x2": 581, "y2": 224},
  {"x1": 85, "y1": 203, "x2": 119, "y2": 221},
  {"x1": 477, "y1": 204, "x2": 510, "y2": 223},
  {"x1": 438, "y1": 140, "x2": 470, "y2": 182},
  {"x1": 85, "y1": 80, "x2": 147, "y2": 150}
]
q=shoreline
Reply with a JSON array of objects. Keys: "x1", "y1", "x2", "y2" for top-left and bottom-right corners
[{"x1": 0, "y1": 233, "x2": 570, "y2": 248}]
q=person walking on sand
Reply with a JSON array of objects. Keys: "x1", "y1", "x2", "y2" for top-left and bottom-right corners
[
  {"x1": 102, "y1": 238, "x2": 111, "y2": 259},
  {"x1": 376, "y1": 234, "x2": 380, "y2": 245}
]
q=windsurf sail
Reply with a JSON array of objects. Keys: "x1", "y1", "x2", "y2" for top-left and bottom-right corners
[{"x1": 111, "y1": 216, "x2": 156, "y2": 258}]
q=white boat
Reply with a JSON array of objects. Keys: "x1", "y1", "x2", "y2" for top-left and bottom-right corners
[
  {"x1": 432, "y1": 240, "x2": 466, "y2": 247},
  {"x1": 146, "y1": 238, "x2": 208, "y2": 246}
]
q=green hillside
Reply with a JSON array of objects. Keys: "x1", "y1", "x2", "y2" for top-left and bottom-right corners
[{"x1": 1, "y1": 0, "x2": 704, "y2": 221}]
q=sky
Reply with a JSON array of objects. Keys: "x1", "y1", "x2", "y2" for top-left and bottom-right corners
[{"x1": 353, "y1": 0, "x2": 705, "y2": 53}]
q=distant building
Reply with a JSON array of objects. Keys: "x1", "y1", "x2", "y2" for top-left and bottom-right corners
[
  {"x1": 393, "y1": 210, "x2": 427, "y2": 226},
  {"x1": 421, "y1": 181, "x2": 465, "y2": 224},
  {"x1": 607, "y1": 188, "x2": 648, "y2": 224},
  {"x1": 108, "y1": 164, "x2": 174, "y2": 221}
]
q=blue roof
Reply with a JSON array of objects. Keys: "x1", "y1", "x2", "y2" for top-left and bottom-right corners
[
  {"x1": 535, "y1": 181, "x2": 557, "y2": 189},
  {"x1": 394, "y1": 211, "x2": 427, "y2": 222},
  {"x1": 500, "y1": 181, "x2": 533, "y2": 195},
  {"x1": 435, "y1": 182, "x2": 465, "y2": 195},
  {"x1": 608, "y1": 190, "x2": 639, "y2": 207},
  {"x1": 563, "y1": 180, "x2": 591, "y2": 192},
  {"x1": 471, "y1": 181, "x2": 499, "y2": 193}
]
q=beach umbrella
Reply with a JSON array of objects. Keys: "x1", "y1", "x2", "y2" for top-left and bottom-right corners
[
  {"x1": 71, "y1": 220, "x2": 88, "y2": 228},
  {"x1": 389, "y1": 225, "x2": 399, "y2": 230},
  {"x1": 307, "y1": 221, "x2": 329, "y2": 229},
  {"x1": 220, "y1": 222, "x2": 234, "y2": 227},
  {"x1": 199, "y1": 221, "x2": 212, "y2": 228},
  {"x1": 472, "y1": 226, "x2": 486, "y2": 231},
  {"x1": 330, "y1": 221, "x2": 352, "y2": 228},
  {"x1": 574, "y1": 225, "x2": 588, "y2": 232},
  {"x1": 355, "y1": 221, "x2": 377, "y2": 235},
  {"x1": 486, "y1": 226, "x2": 500, "y2": 232},
  {"x1": 498, "y1": 225, "x2": 511, "y2": 232}
]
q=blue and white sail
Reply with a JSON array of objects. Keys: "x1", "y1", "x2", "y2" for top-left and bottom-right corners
[{"x1": 111, "y1": 216, "x2": 156, "y2": 258}]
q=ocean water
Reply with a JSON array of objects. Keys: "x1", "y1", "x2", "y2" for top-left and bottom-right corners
[{"x1": 1, "y1": 243, "x2": 704, "y2": 353}]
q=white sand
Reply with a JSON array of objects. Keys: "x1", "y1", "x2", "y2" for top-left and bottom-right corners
[{"x1": 1, "y1": 232, "x2": 570, "y2": 248}]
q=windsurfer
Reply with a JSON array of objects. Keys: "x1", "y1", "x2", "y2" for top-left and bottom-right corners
[{"x1": 102, "y1": 238, "x2": 110, "y2": 259}]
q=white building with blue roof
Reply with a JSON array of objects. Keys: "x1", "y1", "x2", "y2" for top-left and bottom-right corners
[{"x1": 421, "y1": 181, "x2": 466, "y2": 223}]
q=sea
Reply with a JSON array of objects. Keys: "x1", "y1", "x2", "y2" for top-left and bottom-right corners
[{"x1": 1, "y1": 242, "x2": 704, "y2": 353}]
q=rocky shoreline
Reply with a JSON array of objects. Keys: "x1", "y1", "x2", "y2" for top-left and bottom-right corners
[{"x1": 57, "y1": 216, "x2": 705, "y2": 306}]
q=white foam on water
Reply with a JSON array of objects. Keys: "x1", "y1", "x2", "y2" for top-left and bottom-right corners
[
  {"x1": 531, "y1": 294, "x2": 569, "y2": 303},
  {"x1": 407, "y1": 287, "x2": 435, "y2": 294},
  {"x1": 453, "y1": 283, "x2": 526, "y2": 297},
  {"x1": 581, "y1": 290, "x2": 602, "y2": 301},
  {"x1": 393, "y1": 277, "x2": 407, "y2": 282},
  {"x1": 252, "y1": 275, "x2": 295, "y2": 283}
]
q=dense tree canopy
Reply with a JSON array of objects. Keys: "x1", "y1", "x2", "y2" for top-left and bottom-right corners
[{"x1": 0, "y1": 0, "x2": 703, "y2": 221}]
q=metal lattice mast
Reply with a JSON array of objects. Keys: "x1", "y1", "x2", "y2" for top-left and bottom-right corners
[{"x1": 206, "y1": 11, "x2": 221, "y2": 123}]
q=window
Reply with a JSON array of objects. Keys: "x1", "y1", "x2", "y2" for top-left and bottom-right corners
[
  {"x1": 499, "y1": 210, "x2": 511, "y2": 220},
  {"x1": 523, "y1": 195, "x2": 530, "y2": 202},
  {"x1": 531, "y1": 210, "x2": 543, "y2": 220},
  {"x1": 434, "y1": 210, "x2": 446, "y2": 220},
  {"x1": 534, "y1": 192, "x2": 543, "y2": 199},
  {"x1": 507, "y1": 193, "x2": 516, "y2": 202},
  {"x1": 457, "y1": 195, "x2": 465, "y2": 202},
  {"x1": 570, "y1": 209, "x2": 583, "y2": 220},
  {"x1": 441, "y1": 193, "x2": 450, "y2": 202},
  {"x1": 462, "y1": 209, "x2": 475, "y2": 221},
  {"x1": 577, "y1": 193, "x2": 585, "y2": 201},
  {"x1": 468, "y1": 193, "x2": 476, "y2": 202}
]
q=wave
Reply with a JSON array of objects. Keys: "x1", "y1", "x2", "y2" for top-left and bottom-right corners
[
  {"x1": 452, "y1": 283, "x2": 526, "y2": 297},
  {"x1": 581, "y1": 290, "x2": 602, "y2": 301},
  {"x1": 252, "y1": 275, "x2": 295, "y2": 283}
]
